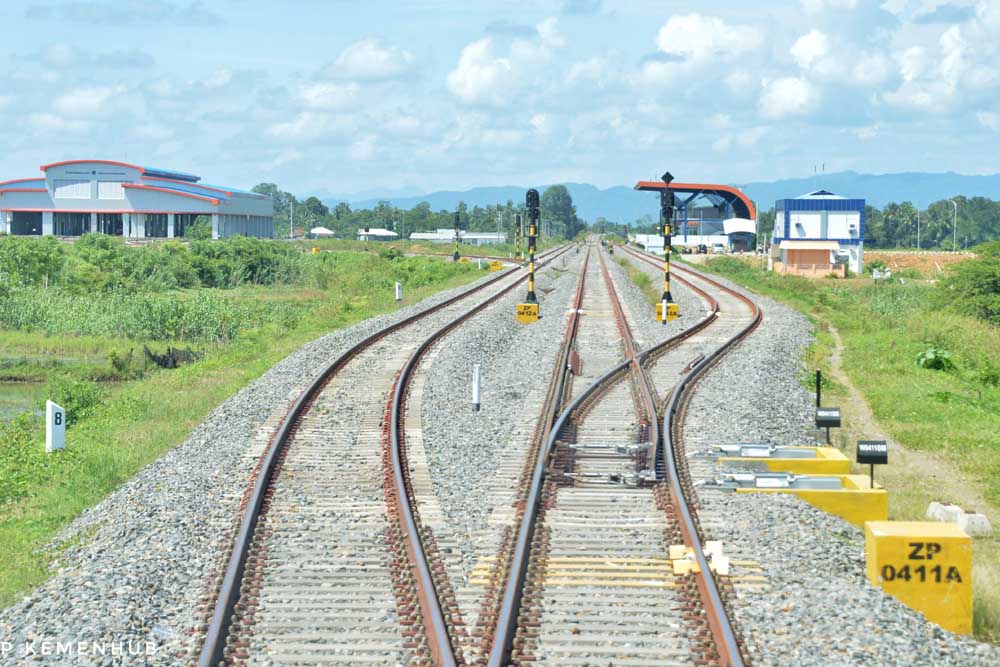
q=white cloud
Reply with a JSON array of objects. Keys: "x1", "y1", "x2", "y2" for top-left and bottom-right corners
[
  {"x1": 655, "y1": 14, "x2": 761, "y2": 61},
  {"x1": 349, "y1": 135, "x2": 377, "y2": 160},
  {"x1": 53, "y1": 85, "x2": 124, "y2": 116},
  {"x1": 447, "y1": 17, "x2": 562, "y2": 106},
  {"x1": 791, "y1": 29, "x2": 828, "y2": 69},
  {"x1": 204, "y1": 68, "x2": 233, "y2": 88},
  {"x1": 759, "y1": 77, "x2": 816, "y2": 118},
  {"x1": 299, "y1": 82, "x2": 359, "y2": 110},
  {"x1": 0, "y1": 96, "x2": 10, "y2": 110},
  {"x1": 268, "y1": 112, "x2": 354, "y2": 141},
  {"x1": 853, "y1": 124, "x2": 880, "y2": 139},
  {"x1": 384, "y1": 115, "x2": 422, "y2": 135},
  {"x1": 30, "y1": 113, "x2": 89, "y2": 132},
  {"x1": 977, "y1": 111, "x2": 1000, "y2": 130},
  {"x1": 331, "y1": 39, "x2": 415, "y2": 81},
  {"x1": 801, "y1": 0, "x2": 858, "y2": 11}
]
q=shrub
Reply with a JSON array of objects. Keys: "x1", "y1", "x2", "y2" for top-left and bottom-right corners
[
  {"x1": 0, "y1": 236, "x2": 65, "y2": 286},
  {"x1": 935, "y1": 242, "x2": 1000, "y2": 325},
  {"x1": 865, "y1": 259, "x2": 888, "y2": 275},
  {"x1": 186, "y1": 220, "x2": 212, "y2": 241},
  {"x1": 916, "y1": 347, "x2": 954, "y2": 371},
  {"x1": 47, "y1": 375, "x2": 104, "y2": 425},
  {"x1": 378, "y1": 246, "x2": 403, "y2": 260}
]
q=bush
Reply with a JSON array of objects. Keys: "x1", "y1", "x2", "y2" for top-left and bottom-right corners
[
  {"x1": 47, "y1": 375, "x2": 104, "y2": 425},
  {"x1": 186, "y1": 220, "x2": 212, "y2": 241},
  {"x1": 936, "y1": 241, "x2": 1000, "y2": 325},
  {"x1": 0, "y1": 236, "x2": 65, "y2": 286},
  {"x1": 0, "y1": 413, "x2": 49, "y2": 506},
  {"x1": 865, "y1": 259, "x2": 888, "y2": 275},
  {"x1": 378, "y1": 246, "x2": 403, "y2": 260},
  {"x1": 916, "y1": 347, "x2": 954, "y2": 371}
]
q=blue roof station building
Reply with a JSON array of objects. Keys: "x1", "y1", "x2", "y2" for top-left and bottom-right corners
[
  {"x1": 772, "y1": 189, "x2": 865, "y2": 275},
  {"x1": 0, "y1": 160, "x2": 273, "y2": 239}
]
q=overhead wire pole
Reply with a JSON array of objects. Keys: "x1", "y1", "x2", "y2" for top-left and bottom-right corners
[{"x1": 658, "y1": 171, "x2": 678, "y2": 323}]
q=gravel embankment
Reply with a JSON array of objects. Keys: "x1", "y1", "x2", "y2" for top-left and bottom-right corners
[
  {"x1": 0, "y1": 264, "x2": 516, "y2": 667},
  {"x1": 420, "y1": 253, "x2": 579, "y2": 581},
  {"x1": 674, "y1": 262, "x2": 1000, "y2": 666}
]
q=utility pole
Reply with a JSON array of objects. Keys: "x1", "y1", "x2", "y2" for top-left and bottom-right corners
[
  {"x1": 950, "y1": 199, "x2": 958, "y2": 252},
  {"x1": 515, "y1": 189, "x2": 540, "y2": 324},
  {"x1": 514, "y1": 213, "x2": 522, "y2": 261}
]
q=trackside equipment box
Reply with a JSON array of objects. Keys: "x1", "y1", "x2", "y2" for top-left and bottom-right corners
[{"x1": 865, "y1": 521, "x2": 972, "y2": 634}]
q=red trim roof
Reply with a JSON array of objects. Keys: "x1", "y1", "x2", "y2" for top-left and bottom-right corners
[
  {"x1": 40, "y1": 159, "x2": 144, "y2": 173},
  {"x1": 121, "y1": 183, "x2": 220, "y2": 205},
  {"x1": 635, "y1": 181, "x2": 757, "y2": 220},
  {"x1": 0, "y1": 178, "x2": 46, "y2": 187},
  {"x1": 0, "y1": 188, "x2": 47, "y2": 194},
  {"x1": 0, "y1": 208, "x2": 214, "y2": 214},
  {"x1": 141, "y1": 175, "x2": 232, "y2": 196}
]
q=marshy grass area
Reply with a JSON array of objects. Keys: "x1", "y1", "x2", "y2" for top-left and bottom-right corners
[
  {"x1": 688, "y1": 251, "x2": 1000, "y2": 642},
  {"x1": 0, "y1": 234, "x2": 486, "y2": 606}
]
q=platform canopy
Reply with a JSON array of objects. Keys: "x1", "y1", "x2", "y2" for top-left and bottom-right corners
[{"x1": 635, "y1": 180, "x2": 757, "y2": 220}]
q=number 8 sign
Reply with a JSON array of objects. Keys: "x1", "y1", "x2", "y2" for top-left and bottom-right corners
[{"x1": 46, "y1": 400, "x2": 66, "y2": 453}]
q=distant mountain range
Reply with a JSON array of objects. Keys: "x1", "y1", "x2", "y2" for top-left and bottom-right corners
[{"x1": 321, "y1": 171, "x2": 1000, "y2": 222}]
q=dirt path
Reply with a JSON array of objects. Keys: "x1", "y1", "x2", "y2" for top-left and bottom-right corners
[{"x1": 826, "y1": 324, "x2": 996, "y2": 520}]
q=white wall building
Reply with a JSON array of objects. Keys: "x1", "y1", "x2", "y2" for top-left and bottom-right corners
[
  {"x1": 409, "y1": 229, "x2": 505, "y2": 246},
  {"x1": 0, "y1": 159, "x2": 273, "y2": 239}
]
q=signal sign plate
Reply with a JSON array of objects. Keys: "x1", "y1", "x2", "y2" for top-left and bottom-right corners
[
  {"x1": 516, "y1": 303, "x2": 539, "y2": 324},
  {"x1": 656, "y1": 302, "x2": 679, "y2": 322},
  {"x1": 489, "y1": 260, "x2": 503, "y2": 271}
]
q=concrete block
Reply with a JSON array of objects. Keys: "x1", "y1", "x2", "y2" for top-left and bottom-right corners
[
  {"x1": 957, "y1": 512, "x2": 993, "y2": 537},
  {"x1": 865, "y1": 521, "x2": 972, "y2": 634},
  {"x1": 926, "y1": 501, "x2": 963, "y2": 523}
]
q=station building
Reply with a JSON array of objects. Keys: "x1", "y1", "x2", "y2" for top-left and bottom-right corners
[
  {"x1": 633, "y1": 180, "x2": 757, "y2": 253},
  {"x1": 0, "y1": 160, "x2": 273, "y2": 239},
  {"x1": 771, "y1": 190, "x2": 865, "y2": 275}
]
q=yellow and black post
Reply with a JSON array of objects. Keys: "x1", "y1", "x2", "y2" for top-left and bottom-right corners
[
  {"x1": 514, "y1": 213, "x2": 522, "y2": 262},
  {"x1": 364, "y1": 225, "x2": 370, "y2": 253},
  {"x1": 516, "y1": 189, "x2": 540, "y2": 324},
  {"x1": 657, "y1": 171, "x2": 678, "y2": 323},
  {"x1": 452, "y1": 211, "x2": 461, "y2": 262}
]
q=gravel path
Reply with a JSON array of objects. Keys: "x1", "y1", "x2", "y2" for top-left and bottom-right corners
[
  {"x1": 671, "y1": 259, "x2": 1000, "y2": 666},
  {"x1": 0, "y1": 265, "x2": 514, "y2": 667}
]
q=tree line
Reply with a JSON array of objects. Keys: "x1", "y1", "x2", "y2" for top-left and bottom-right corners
[{"x1": 251, "y1": 183, "x2": 587, "y2": 241}]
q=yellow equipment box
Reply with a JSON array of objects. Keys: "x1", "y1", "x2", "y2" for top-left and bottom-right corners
[
  {"x1": 516, "y1": 303, "x2": 539, "y2": 324},
  {"x1": 735, "y1": 474, "x2": 887, "y2": 527},
  {"x1": 656, "y1": 302, "x2": 678, "y2": 322},
  {"x1": 718, "y1": 446, "x2": 851, "y2": 475},
  {"x1": 865, "y1": 521, "x2": 972, "y2": 634},
  {"x1": 489, "y1": 260, "x2": 503, "y2": 271},
  {"x1": 459, "y1": 257, "x2": 470, "y2": 263}
]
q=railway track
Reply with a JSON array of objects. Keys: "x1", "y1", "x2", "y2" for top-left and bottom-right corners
[
  {"x1": 195, "y1": 248, "x2": 569, "y2": 667},
  {"x1": 484, "y1": 243, "x2": 762, "y2": 666}
]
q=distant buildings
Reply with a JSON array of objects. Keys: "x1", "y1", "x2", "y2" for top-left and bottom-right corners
[
  {"x1": 409, "y1": 229, "x2": 505, "y2": 245},
  {"x1": 0, "y1": 160, "x2": 273, "y2": 239},
  {"x1": 357, "y1": 228, "x2": 398, "y2": 241},
  {"x1": 771, "y1": 190, "x2": 865, "y2": 275}
]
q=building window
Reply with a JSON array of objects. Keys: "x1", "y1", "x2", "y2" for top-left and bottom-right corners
[
  {"x1": 54, "y1": 212, "x2": 89, "y2": 236},
  {"x1": 53, "y1": 179, "x2": 91, "y2": 199},
  {"x1": 98, "y1": 181, "x2": 126, "y2": 199},
  {"x1": 145, "y1": 214, "x2": 168, "y2": 238},
  {"x1": 96, "y1": 213, "x2": 123, "y2": 236}
]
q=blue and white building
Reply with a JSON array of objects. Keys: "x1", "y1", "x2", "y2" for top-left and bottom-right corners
[
  {"x1": 0, "y1": 159, "x2": 273, "y2": 239},
  {"x1": 772, "y1": 190, "x2": 865, "y2": 274}
]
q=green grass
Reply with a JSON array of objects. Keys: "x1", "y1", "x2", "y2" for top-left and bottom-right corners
[
  {"x1": 0, "y1": 250, "x2": 483, "y2": 606},
  {"x1": 687, "y1": 254, "x2": 1000, "y2": 642},
  {"x1": 616, "y1": 256, "x2": 659, "y2": 305}
]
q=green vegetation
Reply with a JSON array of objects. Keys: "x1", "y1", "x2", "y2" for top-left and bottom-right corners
[
  {"x1": 0, "y1": 236, "x2": 484, "y2": 605},
  {"x1": 690, "y1": 253, "x2": 1000, "y2": 641},
  {"x1": 252, "y1": 182, "x2": 585, "y2": 240}
]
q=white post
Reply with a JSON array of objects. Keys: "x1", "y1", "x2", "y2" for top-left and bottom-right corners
[
  {"x1": 167, "y1": 213, "x2": 176, "y2": 239},
  {"x1": 472, "y1": 364, "x2": 481, "y2": 412},
  {"x1": 46, "y1": 401, "x2": 66, "y2": 453},
  {"x1": 661, "y1": 297, "x2": 667, "y2": 326},
  {"x1": 477, "y1": 258, "x2": 482, "y2": 269},
  {"x1": 395, "y1": 281, "x2": 403, "y2": 302}
]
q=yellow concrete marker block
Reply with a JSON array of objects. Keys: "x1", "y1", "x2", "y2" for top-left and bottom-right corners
[
  {"x1": 516, "y1": 302, "x2": 539, "y2": 324},
  {"x1": 719, "y1": 446, "x2": 851, "y2": 475},
  {"x1": 459, "y1": 257, "x2": 470, "y2": 263},
  {"x1": 737, "y1": 475, "x2": 888, "y2": 527},
  {"x1": 311, "y1": 246, "x2": 320, "y2": 254},
  {"x1": 865, "y1": 521, "x2": 972, "y2": 634},
  {"x1": 656, "y1": 302, "x2": 679, "y2": 322},
  {"x1": 489, "y1": 260, "x2": 503, "y2": 271}
]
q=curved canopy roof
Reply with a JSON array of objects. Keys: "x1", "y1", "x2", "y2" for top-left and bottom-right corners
[
  {"x1": 635, "y1": 181, "x2": 757, "y2": 221},
  {"x1": 40, "y1": 160, "x2": 200, "y2": 182}
]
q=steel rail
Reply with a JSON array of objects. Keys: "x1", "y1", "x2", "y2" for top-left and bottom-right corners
[
  {"x1": 625, "y1": 243, "x2": 762, "y2": 666},
  {"x1": 197, "y1": 246, "x2": 568, "y2": 667},
  {"x1": 388, "y1": 244, "x2": 578, "y2": 665}
]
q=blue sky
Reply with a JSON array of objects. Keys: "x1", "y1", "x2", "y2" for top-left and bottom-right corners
[{"x1": 1, "y1": 0, "x2": 998, "y2": 197}]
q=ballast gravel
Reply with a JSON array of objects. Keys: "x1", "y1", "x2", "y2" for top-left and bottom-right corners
[
  {"x1": 0, "y1": 263, "x2": 518, "y2": 667},
  {"x1": 672, "y1": 262, "x2": 1000, "y2": 666}
]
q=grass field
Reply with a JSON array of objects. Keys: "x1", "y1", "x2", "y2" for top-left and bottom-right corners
[
  {"x1": 684, "y1": 254, "x2": 1000, "y2": 642},
  {"x1": 0, "y1": 250, "x2": 483, "y2": 607}
]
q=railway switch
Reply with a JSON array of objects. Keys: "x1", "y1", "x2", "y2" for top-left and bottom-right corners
[
  {"x1": 712, "y1": 443, "x2": 850, "y2": 475},
  {"x1": 865, "y1": 521, "x2": 972, "y2": 634}
]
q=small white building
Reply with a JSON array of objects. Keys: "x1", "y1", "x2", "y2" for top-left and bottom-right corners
[
  {"x1": 357, "y1": 228, "x2": 398, "y2": 241},
  {"x1": 309, "y1": 226, "x2": 336, "y2": 238},
  {"x1": 772, "y1": 190, "x2": 865, "y2": 274},
  {"x1": 409, "y1": 229, "x2": 505, "y2": 245},
  {"x1": 0, "y1": 159, "x2": 272, "y2": 239}
]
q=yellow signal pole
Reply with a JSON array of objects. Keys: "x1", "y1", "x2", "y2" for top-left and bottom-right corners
[
  {"x1": 453, "y1": 211, "x2": 460, "y2": 262},
  {"x1": 516, "y1": 190, "x2": 540, "y2": 323},
  {"x1": 657, "y1": 171, "x2": 678, "y2": 323}
]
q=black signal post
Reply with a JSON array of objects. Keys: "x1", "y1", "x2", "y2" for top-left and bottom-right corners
[
  {"x1": 526, "y1": 189, "x2": 539, "y2": 303},
  {"x1": 453, "y1": 211, "x2": 461, "y2": 262},
  {"x1": 659, "y1": 171, "x2": 677, "y2": 323},
  {"x1": 364, "y1": 225, "x2": 370, "y2": 253}
]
